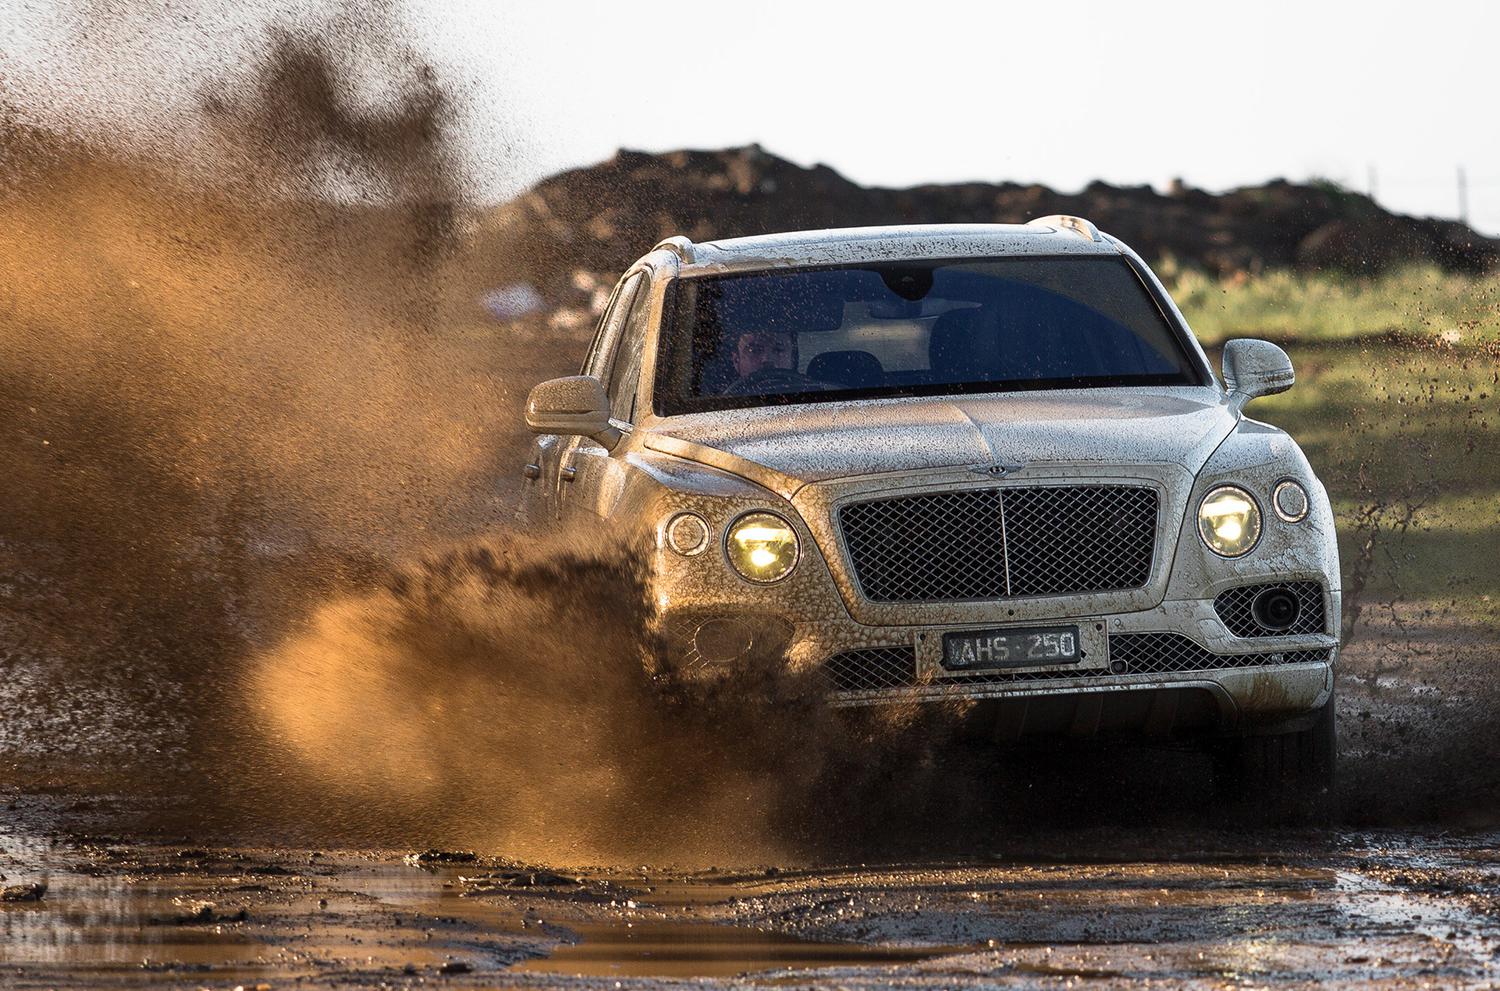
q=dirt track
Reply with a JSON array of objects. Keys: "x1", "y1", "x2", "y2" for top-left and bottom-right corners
[{"x1": 5, "y1": 791, "x2": 1500, "y2": 989}]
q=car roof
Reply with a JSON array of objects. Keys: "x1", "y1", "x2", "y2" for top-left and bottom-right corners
[{"x1": 662, "y1": 221, "x2": 1123, "y2": 277}]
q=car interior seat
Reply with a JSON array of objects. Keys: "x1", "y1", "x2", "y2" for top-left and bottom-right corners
[{"x1": 806, "y1": 349, "x2": 884, "y2": 388}]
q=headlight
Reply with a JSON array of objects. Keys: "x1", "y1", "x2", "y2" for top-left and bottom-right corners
[
  {"x1": 725, "y1": 511, "x2": 799, "y2": 583},
  {"x1": 1198, "y1": 485, "x2": 1262, "y2": 557}
]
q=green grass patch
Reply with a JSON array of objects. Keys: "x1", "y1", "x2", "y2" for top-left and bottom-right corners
[
  {"x1": 1165, "y1": 262, "x2": 1500, "y2": 345},
  {"x1": 1256, "y1": 344, "x2": 1497, "y2": 622},
  {"x1": 1176, "y1": 268, "x2": 1499, "y2": 624}
]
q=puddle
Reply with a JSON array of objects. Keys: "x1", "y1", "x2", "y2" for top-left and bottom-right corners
[
  {"x1": 1334, "y1": 852, "x2": 1500, "y2": 967},
  {"x1": 0, "y1": 836, "x2": 492, "y2": 981},
  {"x1": 1, "y1": 874, "x2": 277, "y2": 977},
  {"x1": 333, "y1": 861, "x2": 973, "y2": 978},
  {"x1": 4, "y1": 837, "x2": 962, "y2": 983},
  {"x1": 15, "y1": 825, "x2": 1500, "y2": 985},
  {"x1": 386, "y1": 865, "x2": 970, "y2": 978},
  {"x1": 513, "y1": 919, "x2": 961, "y2": 979}
]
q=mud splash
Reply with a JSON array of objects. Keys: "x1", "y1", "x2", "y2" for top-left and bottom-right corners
[
  {"x1": 0, "y1": 6, "x2": 518, "y2": 783},
  {"x1": 0, "y1": 6, "x2": 984, "y2": 868},
  {"x1": 234, "y1": 528, "x2": 990, "y2": 866}
]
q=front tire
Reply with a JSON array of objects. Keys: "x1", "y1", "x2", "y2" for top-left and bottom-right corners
[{"x1": 1212, "y1": 691, "x2": 1336, "y2": 824}]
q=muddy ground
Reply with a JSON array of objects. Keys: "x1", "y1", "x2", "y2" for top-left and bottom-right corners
[
  {"x1": 5, "y1": 796, "x2": 1500, "y2": 988},
  {"x1": 5, "y1": 618, "x2": 1500, "y2": 989},
  {"x1": 5, "y1": 10, "x2": 1500, "y2": 987}
]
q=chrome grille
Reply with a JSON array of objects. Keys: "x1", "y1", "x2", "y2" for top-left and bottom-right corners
[
  {"x1": 839, "y1": 485, "x2": 1157, "y2": 602},
  {"x1": 1213, "y1": 582, "x2": 1326, "y2": 638}
]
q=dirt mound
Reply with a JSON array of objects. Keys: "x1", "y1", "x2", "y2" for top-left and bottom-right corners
[{"x1": 477, "y1": 144, "x2": 1499, "y2": 304}]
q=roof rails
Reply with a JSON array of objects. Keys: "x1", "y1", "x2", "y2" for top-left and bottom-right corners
[
  {"x1": 1026, "y1": 215, "x2": 1103, "y2": 242},
  {"x1": 652, "y1": 235, "x2": 696, "y2": 262}
]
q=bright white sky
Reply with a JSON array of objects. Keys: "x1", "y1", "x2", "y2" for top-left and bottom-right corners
[
  {"x1": 6, "y1": 0, "x2": 1499, "y2": 233},
  {"x1": 439, "y1": 0, "x2": 1500, "y2": 234}
]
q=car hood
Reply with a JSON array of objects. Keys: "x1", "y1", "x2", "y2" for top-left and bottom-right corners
[{"x1": 643, "y1": 388, "x2": 1237, "y2": 491}]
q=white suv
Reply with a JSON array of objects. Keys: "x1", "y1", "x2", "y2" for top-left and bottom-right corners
[{"x1": 521, "y1": 217, "x2": 1340, "y2": 810}]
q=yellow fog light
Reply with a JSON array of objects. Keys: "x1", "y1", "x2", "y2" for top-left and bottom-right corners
[
  {"x1": 725, "y1": 511, "x2": 799, "y2": 583},
  {"x1": 1198, "y1": 485, "x2": 1262, "y2": 557}
]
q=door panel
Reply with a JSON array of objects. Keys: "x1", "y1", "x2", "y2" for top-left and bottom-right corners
[
  {"x1": 525, "y1": 271, "x2": 644, "y2": 522},
  {"x1": 558, "y1": 437, "x2": 614, "y2": 521}
]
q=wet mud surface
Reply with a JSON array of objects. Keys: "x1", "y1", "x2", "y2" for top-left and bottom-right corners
[
  {"x1": 5, "y1": 619, "x2": 1500, "y2": 988},
  {"x1": 5, "y1": 790, "x2": 1500, "y2": 989}
]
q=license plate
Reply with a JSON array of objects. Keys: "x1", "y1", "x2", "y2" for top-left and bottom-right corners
[{"x1": 941, "y1": 625, "x2": 1082, "y2": 671}]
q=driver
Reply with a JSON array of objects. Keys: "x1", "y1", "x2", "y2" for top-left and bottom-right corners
[
  {"x1": 717, "y1": 325, "x2": 810, "y2": 395},
  {"x1": 731, "y1": 326, "x2": 797, "y2": 379}
]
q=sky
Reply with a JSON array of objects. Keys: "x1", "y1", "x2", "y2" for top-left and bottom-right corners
[
  {"x1": 437, "y1": 0, "x2": 1500, "y2": 234},
  {"x1": 5, "y1": 0, "x2": 1499, "y2": 233}
]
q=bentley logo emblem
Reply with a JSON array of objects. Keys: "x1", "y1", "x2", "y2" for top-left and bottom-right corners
[{"x1": 973, "y1": 461, "x2": 1026, "y2": 477}]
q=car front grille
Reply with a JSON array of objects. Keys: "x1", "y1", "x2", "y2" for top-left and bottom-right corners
[
  {"x1": 1212, "y1": 582, "x2": 1327, "y2": 637},
  {"x1": 838, "y1": 484, "x2": 1157, "y2": 603},
  {"x1": 825, "y1": 633, "x2": 1332, "y2": 692}
]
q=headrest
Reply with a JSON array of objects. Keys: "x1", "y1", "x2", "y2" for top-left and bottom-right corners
[{"x1": 806, "y1": 350, "x2": 884, "y2": 388}]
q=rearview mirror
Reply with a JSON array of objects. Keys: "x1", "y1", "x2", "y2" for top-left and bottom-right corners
[
  {"x1": 525, "y1": 376, "x2": 622, "y2": 449},
  {"x1": 1222, "y1": 339, "x2": 1294, "y2": 412}
]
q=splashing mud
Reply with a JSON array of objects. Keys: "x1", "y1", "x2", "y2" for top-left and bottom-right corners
[
  {"x1": 235, "y1": 526, "x2": 994, "y2": 866},
  {"x1": 1, "y1": 5, "x2": 997, "y2": 869},
  {"x1": 0, "y1": 6, "x2": 522, "y2": 780}
]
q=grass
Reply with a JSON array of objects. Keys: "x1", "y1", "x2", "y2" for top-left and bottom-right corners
[
  {"x1": 1172, "y1": 265, "x2": 1500, "y2": 627},
  {"x1": 1163, "y1": 261, "x2": 1500, "y2": 346}
]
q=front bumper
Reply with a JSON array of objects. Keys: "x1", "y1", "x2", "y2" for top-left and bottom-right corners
[{"x1": 660, "y1": 597, "x2": 1338, "y2": 736}]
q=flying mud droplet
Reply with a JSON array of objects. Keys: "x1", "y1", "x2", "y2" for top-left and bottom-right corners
[{"x1": 0, "y1": 3, "x2": 511, "y2": 779}]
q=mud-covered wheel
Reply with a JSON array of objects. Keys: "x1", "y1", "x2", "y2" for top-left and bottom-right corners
[{"x1": 1212, "y1": 692, "x2": 1336, "y2": 824}]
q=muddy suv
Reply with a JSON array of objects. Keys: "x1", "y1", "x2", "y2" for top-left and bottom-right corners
[{"x1": 521, "y1": 219, "x2": 1340, "y2": 809}]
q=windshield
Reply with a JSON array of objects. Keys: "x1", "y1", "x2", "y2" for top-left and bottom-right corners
[{"x1": 653, "y1": 256, "x2": 1205, "y2": 416}]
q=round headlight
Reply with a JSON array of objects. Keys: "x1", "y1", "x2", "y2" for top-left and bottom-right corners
[
  {"x1": 1198, "y1": 485, "x2": 1262, "y2": 557},
  {"x1": 725, "y1": 511, "x2": 799, "y2": 583},
  {"x1": 1273, "y1": 479, "x2": 1310, "y2": 523}
]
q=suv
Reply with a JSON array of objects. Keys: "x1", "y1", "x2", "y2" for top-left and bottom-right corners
[{"x1": 521, "y1": 218, "x2": 1340, "y2": 807}]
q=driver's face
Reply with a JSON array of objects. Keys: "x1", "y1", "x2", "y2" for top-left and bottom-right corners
[{"x1": 732, "y1": 330, "x2": 795, "y2": 377}]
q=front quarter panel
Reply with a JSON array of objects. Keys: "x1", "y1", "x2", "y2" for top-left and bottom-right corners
[
  {"x1": 618, "y1": 447, "x2": 858, "y2": 670},
  {"x1": 1165, "y1": 416, "x2": 1342, "y2": 645}
]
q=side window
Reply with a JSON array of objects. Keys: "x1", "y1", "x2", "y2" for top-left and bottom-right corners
[
  {"x1": 608, "y1": 278, "x2": 654, "y2": 421},
  {"x1": 580, "y1": 281, "x2": 621, "y2": 375},
  {"x1": 583, "y1": 273, "x2": 642, "y2": 379}
]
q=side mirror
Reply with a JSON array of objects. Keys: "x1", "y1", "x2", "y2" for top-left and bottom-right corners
[
  {"x1": 525, "y1": 376, "x2": 622, "y2": 449},
  {"x1": 1222, "y1": 339, "x2": 1294, "y2": 412}
]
